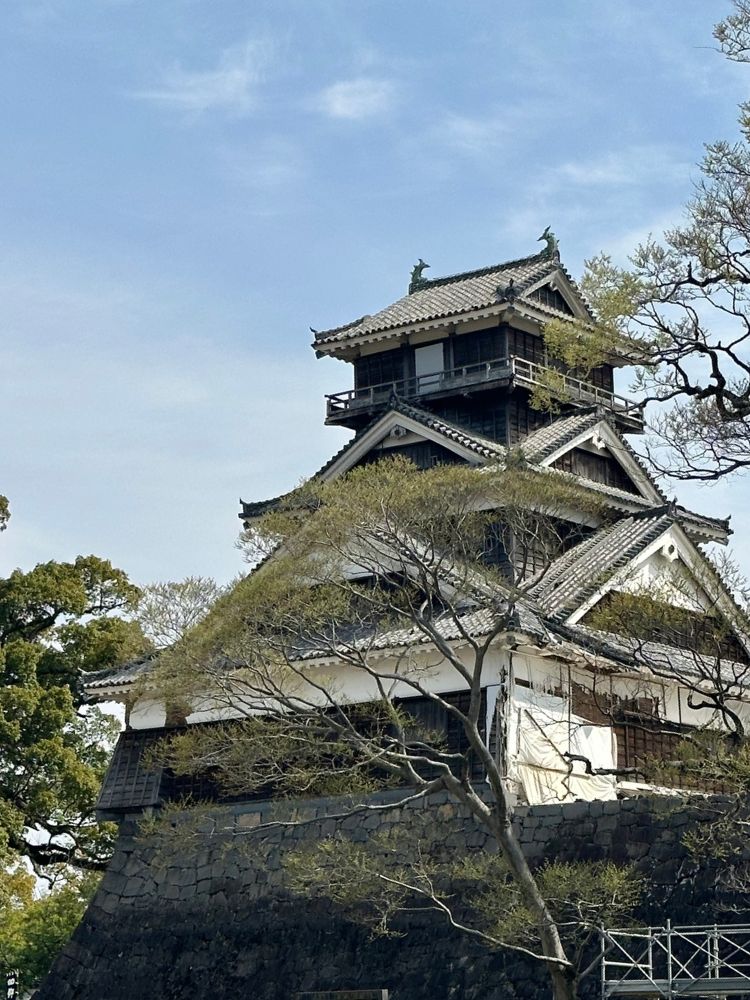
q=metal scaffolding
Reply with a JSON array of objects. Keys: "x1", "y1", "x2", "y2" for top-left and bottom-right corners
[{"x1": 601, "y1": 922, "x2": 750, "y2": 997}]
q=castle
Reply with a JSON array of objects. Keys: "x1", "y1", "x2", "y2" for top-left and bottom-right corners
[{"x1": 37, "y1": 237, "x2": 750, "y2": 999}]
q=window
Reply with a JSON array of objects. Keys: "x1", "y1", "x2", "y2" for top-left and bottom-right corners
[
  {"x1": 452, "y1": 328, "x2": 505, "y2": 368},
  {"x1": 414, "y1": 342, "x2": 445, "y2": 392},
  {"x1": 355, "y1": 350, "x2": 404, "y2": 390}
]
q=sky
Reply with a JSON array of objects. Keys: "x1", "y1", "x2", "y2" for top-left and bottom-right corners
[{"x1": 1, "y1": 0, "x2": 748, "y2": 587}]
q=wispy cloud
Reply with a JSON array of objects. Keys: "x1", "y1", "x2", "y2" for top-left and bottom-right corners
[
  {"x1": 132, "y1": 38, "x2": 272, "y2": 116},
  {"x1": 554, "y1": 144, "x2": 692, "y2": 188},
  {"x1": 315, "y1": 77, "x2": 396, "y2": 120}
]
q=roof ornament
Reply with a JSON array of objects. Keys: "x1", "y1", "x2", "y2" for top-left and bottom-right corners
[
  {"x1": 538, "y1": 226, "x2": 560, "y2": 261},
  {"x1": 498, "y1": 276, "x2": 516, "y2": 302},
  {"x1": 409, "y1": 258, "x2": 430, "y2": 293}
]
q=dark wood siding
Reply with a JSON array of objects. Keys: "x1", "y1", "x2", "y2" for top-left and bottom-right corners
[
  {"x1": 509, "y1": 328, "x2": 545, "y2": 364},
  {"x1": 507, "y1": 393, "x2": 549, "y2": 444},
  {"x1": 358, "y1": 441, "x2": 464, "y2": 470},
  {"x1": 530, "y1": 285, "x2": 575, "y2": 315},
  {"x1": 571, "y1": 682, "x2": 728, "y2": 793},
  {"x1": 434, "y1": 397, "x2": 508, "y2": 444},
  {"x1": 589, "y1": 364, "x2": 614, "y2": 392},
  {"x1": 552, "y1": 447, "x2": 640, "y2": 493}
]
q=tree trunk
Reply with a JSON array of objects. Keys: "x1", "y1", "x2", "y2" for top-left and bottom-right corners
[
  {"x1": 454, "y1": 716, "x2": 578, "y2": 998},
  {"x1": 549, "y1": 963, "x2": 578, "y2": 1000},
  {"x1": 494, "y1": 815, "x2": 577, "y2": 998}
]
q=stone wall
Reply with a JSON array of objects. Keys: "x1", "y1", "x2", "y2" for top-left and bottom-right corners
[{"x1": 37, "y1": 790, "x2": 740, "y2": 1000}]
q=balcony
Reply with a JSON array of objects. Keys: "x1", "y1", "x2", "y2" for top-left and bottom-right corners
[{"x1": 325, "y1": 356, "x2": 645, "y2": 431}]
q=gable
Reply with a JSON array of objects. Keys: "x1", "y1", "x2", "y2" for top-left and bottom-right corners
[
  {"x1": 567, "y1": 522, "x2": 750, "y2": 655},
  {"x1": 551, "y1": 445, "x2": 641, "y2": 495},
  {"x1": 539, "y1": 419, "x2": 663, "y2": 504},
  {"x1": 356, "y1": 435, "x2": 466, "y2": 471},
  {"x1": 319, "y1": 404, "x2": 504, "y2": 482},
  {"x1": 521, "y1": 270, "x2": 592, "y2": 322},
  {"x1": 529, "y1": 284, "x2": 575, "y2": 316}
]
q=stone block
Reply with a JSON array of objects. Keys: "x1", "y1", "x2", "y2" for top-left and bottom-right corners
[
  {"x1": 561, "y1": 801, "x2": 590, "y2": 820},
  {"x1": 237, "y1": 811, "x2": 261, "y2": 829}
]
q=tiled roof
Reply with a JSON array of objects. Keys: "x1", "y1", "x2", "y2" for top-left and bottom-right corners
[
  {"x1": 86, "y1": 653, "x2": 159, "y2": 693},
  {"x1": 544, "y1": 468, "x2": 729, "y2": 540},
  {"x1": 240, "y1": 401, "x2": 728, "y2": 543},
  {"x1": 521, "y1": 407, "x2": 668, "y2": 502},
  {"x1": 529, "y1": 511, "x2": 675, "y2": 621},
  {"x1": 313, "y1": 250, "x2": 566, "y2": 348},
  {"x1": 293, "y1": 601, "x2": 549, "y2": 661},
  {"x1": 385, "y1": 397, "x2": 506, "y2": 459},
  {"x1": 521, "y1": 409, "x2": 603, "y2": 463},
  {"x1": 562, "y1": 624, "x2": 750, "y2": 690}
]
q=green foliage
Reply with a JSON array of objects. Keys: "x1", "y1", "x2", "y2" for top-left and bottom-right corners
[
  {"x1": 0, "y1": 869, "x2": 99, "y2": 990},
  {"x1": 152, "y1": 699, "x2": 430, "y2": 801},
  {"x1": 584, "y1": 590, "x2": 741, "y2": 658},
  {"x1": 464, "y1": 854, "x2": 642, "y2": 953},
  {"x1": 0, "y1": 541, "x2": 147, "y2": 875},
  {"x1": 284, "y1": 831, "x2": 642, "y2": 967},
  {"x1": 543, "y1": 254, "x2": 648, "y2": 377},
  {"x1": 153, "y1": 457, "x2": 606, "y2": 803},
  {"x1": 542, "y1": 3, "x2": 750, "y2": 480}
]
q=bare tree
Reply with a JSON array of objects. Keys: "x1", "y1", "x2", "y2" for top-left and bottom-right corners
[{"x1": 136, "y1": 576, "x2": 225, "y2": 649}]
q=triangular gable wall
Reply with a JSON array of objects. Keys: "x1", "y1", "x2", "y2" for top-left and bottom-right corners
[
  {"x1": 567, "y1": 521, "x2": 749, "y2": 655},
  {"x1": 538, "y1": 419, "x2": 663, "y2": 504},
  {"x1": 319, "y1": 407, "x2": 501, "y2": 483},
  {"x1": 529, "y1": 285, "x2": 575, "y2": 316},
  {"x1": 522, "y1": 270, "x2": 592, "y2": 322}
]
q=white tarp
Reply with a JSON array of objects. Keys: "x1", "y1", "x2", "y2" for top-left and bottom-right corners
[{"x1": 508, "y1": 687, "x2": 617, "y2": 805}]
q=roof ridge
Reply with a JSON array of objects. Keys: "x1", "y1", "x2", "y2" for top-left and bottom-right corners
[{"x1": 409, "y1": 249, "x2": 553, "y2": 295}]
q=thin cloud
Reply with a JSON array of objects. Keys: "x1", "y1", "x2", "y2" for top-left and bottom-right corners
[
  {"x1": 219, "y1": 137, "x2": 304, "y2": 190},
  {"x1": 315, "y1": 77, "x2": 396, "y2": 120},
  {"x1": 437, "y1": 112, "x2": 511, "y2": 155},
  {"x1": 555, "y1": 145, "x2": 692, "y2": 188},
  {"x1": 132, "y1": 38, "x2": 272, "y2": 116}
]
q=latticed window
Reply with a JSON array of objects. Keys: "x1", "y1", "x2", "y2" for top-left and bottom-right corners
[
  {"x1": 452, "y1": 327, "x2": 505, "y2": 367},
  {"x1": 355, "y1": 349, "x2": 404, "y2": 389}
]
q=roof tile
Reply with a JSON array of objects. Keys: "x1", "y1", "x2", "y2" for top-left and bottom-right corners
[{"x1": 529, "y1": 512, "x2": 674, "y2": 620}]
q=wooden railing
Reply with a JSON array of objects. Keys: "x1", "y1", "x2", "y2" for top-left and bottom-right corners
[
  {"x1": 325, "y1": 355, "x2": 644, "y2": 427},
  {"x1": 325, "y1": 357, "x2": 513, "y2": 418},
  {"x1": 510, "y1": 357, "x2": 644, "y2": 423}
]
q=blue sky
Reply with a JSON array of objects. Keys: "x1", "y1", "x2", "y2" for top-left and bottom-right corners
[{"x1": 2, "y1": 0, "x2": 748, "y2": 586}]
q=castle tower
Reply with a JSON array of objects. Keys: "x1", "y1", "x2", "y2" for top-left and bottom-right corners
[{"x1": 315, "y1": 238, "x2": 642, "y2": 451}]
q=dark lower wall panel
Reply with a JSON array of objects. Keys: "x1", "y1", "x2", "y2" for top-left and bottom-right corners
[{"x1": 37, "y1": 790, "x2": 743, "y2": 1000}]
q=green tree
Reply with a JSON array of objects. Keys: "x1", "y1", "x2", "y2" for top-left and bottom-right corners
[
  {"x1": 0, "y1": 868, "x2": 98, "y2": 993},
  {"x1": 0, "y1": 503, "x2": 148, "y2": 875},
  {"x1": 153, "y1": 458, "x2": 639, "y2": 1000},
  {"x1": 542, "y1": 1, "x2": 750, "y2": 481}
]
